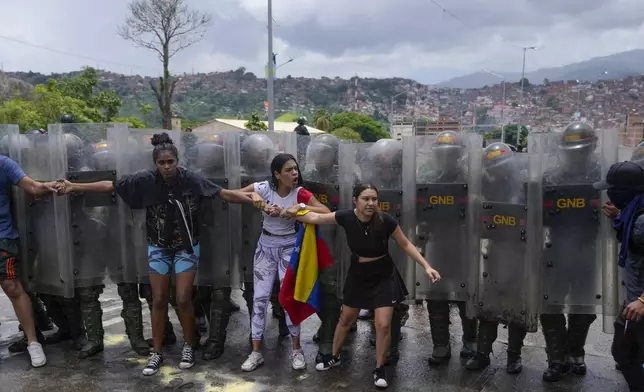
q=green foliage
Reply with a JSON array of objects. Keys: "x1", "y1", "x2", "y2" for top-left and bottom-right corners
[
  {"x1": 0, "y1": 67, "x2": 122, "y2": 129},
  {"x1": 245, "y1": 112, "x2": 267, "y2": 131},
  {"x1": 546, "y1": 96, "x2": 560, "y2": 109},
  {"x1": 502, "y1": 124, "x2": 529, "y2": 147},
  {"x1": 112, "y1": 116, "x2": 147, "y2": 128},
  {"x1": 0, "y1": 84, "x2": 103, "y2": 130},
  {"x1": 313, "y1": 108, "x2": 332, "y2": 131},
  {"x1": 56, "y1": 67, "x2": 123, "y2": 121},
  {"x1": 276, "y1": 112, "x2": 299, "y2": 122},
  {"x1": 330, "y1": 112, "x2": 389, "y2": 142},
  {"x1": 331, "y1": 127, "x2": 363, "y2": 142}
]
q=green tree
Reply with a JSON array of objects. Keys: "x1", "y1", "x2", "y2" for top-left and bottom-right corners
[
  {"x1": 139, "y1": 103, "x2": 153, "y2": 124},
  {"x1": 546, "y1": 96, "x2": 560, "y2": 109},
  {"x1": 0, "y1": 84, "x2": 102, "y2": 130},
  {"x1": 313, "y1": 108, "x2": 330, "y2": 123},
  {"x1": 56, "y1": 67, "x2": 123, "y2": 120},
  {"x1": 112, "y1": 116, "x2": 147, "y2": 128},
  {"x1": 330, "y1": 112, "x2": 389, "y2": 142},
  {"x1": 502, "y1": 124, "x2": 529, "y2": 148},
  {"x1": 245, "y1": 112, "x2": 267, "y2": 131},
  {"x1": 331, "y1": 127, "x2": 363, "y2": 142},
  {"x1": 119, "y1": 0, "x2": 212, "y2": 129}
]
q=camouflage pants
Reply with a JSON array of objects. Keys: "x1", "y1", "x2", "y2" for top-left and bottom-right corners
[
  {"x1": 195, "y1": 286, "x2": 233, "y2": 349},
  {"x1": 541, "y1": 313, "x2": 597, "y2": 364},
  {"x1": 318, "y1": 263, "x2": 340, "y2": 355},
  {"x1": 116, "y1": 283, "x2": 146, "y2": 344},
  {"x1": 427, "y1": 300, "x2": 478, "y2": 353},
  {"x1": 76, "y1": 285, "x2": 105, "y2": 344},
  {"x1": 476, "y1": 319, "x2": 527, "y2": 356},
  {"x1": 40, "y1": 294, "x2": 85, "y2": 340}
]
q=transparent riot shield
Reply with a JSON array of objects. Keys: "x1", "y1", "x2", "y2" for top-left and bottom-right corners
[
  {"x1": 10, "y1": 127, "x2": 75, "y2": 297},
  {"x1": 302, "y1": 134, "x2": 341, "y2": 295},
  {"x1": 182, "y1": 130, "x2": 241, "y2": 288},
  {"x1": 239, "y1": 131, "x2": 290, "y2": 284},
  {"x1": 413, "y1": 133, "x2": 480, "y2": 302},
  {"x1": 469, "y1": 146, "x2": 543, "y2": 332},
  {"x1": 535, "y1": 129, "x2": 618, "y2": 332},
  {"x1": 337, "y1": 140, "x2": 412, "y2": 300},
  {"x1": 110, "y1": 128, "x2": 183, "y2": 285},
  {"x1": 48, "y1": 123, "x2": 127, "y2": 291}
]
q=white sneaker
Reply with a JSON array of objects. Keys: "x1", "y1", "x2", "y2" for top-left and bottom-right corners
[
  {"x1": 27, "y1": 342, "x2": 46, "y2": 368},
  {"x1": 291, "y1": 349, "x2": 306, "y2": 370},
  {"x1": 241, "y1": 351, "x2": 264, "y2": 372}
]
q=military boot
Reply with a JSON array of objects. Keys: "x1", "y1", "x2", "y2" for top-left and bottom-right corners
[
  {"x1": 385, "y1": 305, "x2": 404, "y2": 365},
  {"x1": 465, "y1": 320, "x2": 497, "y2": 371},
  {"x1": 427, "y1": 300, "x2": 451, "y2": 366},
  {"x1": 458, "y1": 302, "x2": 478, "y2": 358},
  {"x1": 78, "y1": 287, "x2": 105, "y2": 359},
  {"x1": 505, "y1": 323, "x2": 526, "y2": 374},
  {"x1": 118, "y1": 283, "x2": 150, "y2": 356},
  {"x1": 203, "y1": 288, "x2": 232, "y2": 361},
  {"x1": 568, "y1": 314, "x2": 596, "y2": 375},
  {"x1": 30, "y1": 292, "x2": 54, "y2": 331},
  {"x1": 541, "y1": 313, "x2": 571, "y2": 382}
]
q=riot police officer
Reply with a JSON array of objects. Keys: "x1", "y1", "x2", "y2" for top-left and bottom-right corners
[
  {"x1": 465, "y1": 142, "x2": 527, "y2": 374},
  {"x1": 294, "y1": 117, "x2": 310, "y2": 136},
  {"x1": 239, "y1": 133, "x2": 288, "y2": 338},
  {"x1": 540, "y1": 122, "x2": 601, "y2": 381},
  {"x1": 84, "y1": 141, "x2": 150, "y2": 357},
  {"x1": 302, "y1": 134, "x2": 354, "y2": 361},
  {"x1": 416, "y1": 131, "x2": 478, "y2": 366},
  {"x1": 184, "y1": 134, "x2": 240, "y2": 361},
  {"x1": 360, "y1": 139, "x2": 408, "y2": 363}
]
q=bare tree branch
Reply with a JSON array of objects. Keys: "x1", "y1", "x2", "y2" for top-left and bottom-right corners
[{"x1": 119, "y1": 0, "x2": 211, "y2": 129}]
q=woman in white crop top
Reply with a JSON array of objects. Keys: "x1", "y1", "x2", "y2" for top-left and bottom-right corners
[{"x1": 237, "y1": 153, "x2": 330, "y2": 372}]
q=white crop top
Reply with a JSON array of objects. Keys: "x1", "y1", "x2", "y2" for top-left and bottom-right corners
[{"x1": 254, "y1": 180, "x2": 312, "y2": 236}]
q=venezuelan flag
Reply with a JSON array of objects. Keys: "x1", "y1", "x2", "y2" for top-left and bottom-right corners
[{"x1": 279, "y1": 210, "x2": 333, "y2": 326}]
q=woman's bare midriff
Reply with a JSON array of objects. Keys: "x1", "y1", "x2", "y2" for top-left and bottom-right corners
[{"x1": 357, "y1": 255, "x2": 387, "y2": 263}]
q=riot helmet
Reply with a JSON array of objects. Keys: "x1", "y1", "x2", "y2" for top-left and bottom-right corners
[
  {"x1": 194, "y1": 134, "x2": 225, "y2": 175},
  {"x1": 65, "y1": 133, "x2": 85, "y2": 170},
  {"x1": 90, "y1": 141, "x2": 115, "y2": 171},
  {"x1": 631, "y1": 141, "x2": 644, "y2": 165},
  {"x1": 297, "y1": 116, "x2": 307, "y2": 126},
  {"x1": 367, "y1": 139, "x2": 402, "y2": 187},
  {"x1": 241, "y1": 133, "x2": 276, "y2": 173},
  {"x1": 482, "y1": 142, "x2": 516, "y2": 181},
  {"x1": 432, "y1": 131, "x2": 465, "y2": 171},
  {"x1": 307, "y1": 133, "x2": 339, "y2": 172},
  {"x1": 558, "y1": 121, "x2": 597, "y2": 169},
  {"x1": 61, "y1": 114, "x2": 75, "y2": 124}
]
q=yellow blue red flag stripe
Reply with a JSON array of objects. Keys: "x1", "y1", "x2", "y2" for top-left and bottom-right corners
[{"x1": 279, "y1": 210, "x2": 333, "y2": 326}]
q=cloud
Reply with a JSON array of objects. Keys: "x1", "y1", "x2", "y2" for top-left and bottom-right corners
[{"x1": 0, "y1": 0, "x2": 643, "y2": 84}]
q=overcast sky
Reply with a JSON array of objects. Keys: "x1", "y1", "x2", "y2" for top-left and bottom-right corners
[{"x1": 1, "y1": 0, "x2": 643, "y2": 84}]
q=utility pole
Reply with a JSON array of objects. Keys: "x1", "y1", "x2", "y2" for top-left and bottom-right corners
[
  {"x1": 267, "y1": 0, "x2": 275, "y2": 132},
  {"x1": 518, "y1": 47, "x2": 536, "y2": 148}
]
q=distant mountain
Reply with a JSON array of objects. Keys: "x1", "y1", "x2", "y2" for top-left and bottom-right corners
[{"x1": 436, "y1": 49, "x2": 644, "y2": 89}]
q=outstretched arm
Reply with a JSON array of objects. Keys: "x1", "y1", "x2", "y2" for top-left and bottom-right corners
[
  {"x1": 293, "y1": 211, "x2": 338, "y2": 225},
  {"x1": 59, "y1": 179, "x2": 115, "y2": 194},
  {"x1": 218, "y1": 189, "x2": 261, "y2": 205},
  {"x1": 16, "y1": 176, "x2": 58, "y2": 196},
  {"x1": 391, "y1": 226, "x2": 440, "y2": 283}
]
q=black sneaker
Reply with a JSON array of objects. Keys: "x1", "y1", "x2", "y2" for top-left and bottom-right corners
[
  {"x1": 179, "y1": 343, "x2": 196, "y2": 369},
  {"x1": 142, "y1": 352, "x2": 163, "y2": 376},
  {"x1": 373, "y1": 366, "x2": 389, "y2": 388},
  {"x1": 315, "y1": 354, "x2": 341, "y2": 371}
]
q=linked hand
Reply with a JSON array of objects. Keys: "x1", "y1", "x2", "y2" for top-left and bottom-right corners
[{"x1": 426, "y1": 267, "x2": 441, "y2": 283}]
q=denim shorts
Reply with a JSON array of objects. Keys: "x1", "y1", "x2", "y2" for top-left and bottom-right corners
[{"x1": 147, "y1": 244, "x2": 200, "y2": 275}]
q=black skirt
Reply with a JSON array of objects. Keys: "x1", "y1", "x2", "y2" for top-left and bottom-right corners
[{"x1": 342, "y1": 254, "x2": 409, "y2": 309}]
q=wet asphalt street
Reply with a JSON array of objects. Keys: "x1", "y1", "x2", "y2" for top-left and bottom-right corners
[{"x1": 0, "y1": 285, "x2": 628, "y2": 391}]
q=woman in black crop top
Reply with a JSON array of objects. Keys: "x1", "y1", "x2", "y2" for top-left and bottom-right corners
[{"x1": 286, "y1": 184, "x2": 440, "y2": 388}]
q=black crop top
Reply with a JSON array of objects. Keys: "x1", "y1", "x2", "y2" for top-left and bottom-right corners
[{"x1": 334, "y1": 209, "x2": 399, "y2": 257}]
